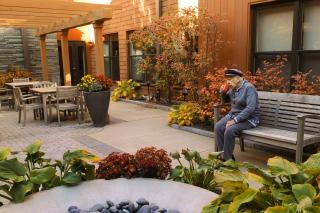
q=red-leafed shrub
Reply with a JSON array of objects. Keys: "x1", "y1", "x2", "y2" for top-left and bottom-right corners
[
  {"x1": 96, "y1": 147, "x2": 172, "y2": 180},
  {"x1": 94, "y1": 74, "x2": 113, "y2": 90},
  {"x1": 291, "y1": 70, "x2": 320, "y2": 95},
  {"x1": 96, "y1": 152, "x2": 137, "y2": 179},
  {"x1": 135, "y1": 147, "x2": 172, "y2": 179}
]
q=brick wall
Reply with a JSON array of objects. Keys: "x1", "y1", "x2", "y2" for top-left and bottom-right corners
[
  {"x1": 0, "y1": 28, "x2": 60, "y2": 81},
  {"x1": 89, "y1": 0, "x2": 178, "y2": 80}
]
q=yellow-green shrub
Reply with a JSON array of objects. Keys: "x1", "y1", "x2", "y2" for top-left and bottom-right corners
[
  {"x1": 111, "y1": 79, "x2": 140, "y2": 101},
  {"x1": 168, "y1": 102, "x2": 205, "y2": 126}
]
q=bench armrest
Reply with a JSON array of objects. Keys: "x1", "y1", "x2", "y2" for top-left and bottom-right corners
[
  {"x1": 297, "y1": 114, "x2": 320, "y2": 120},
  {"x1": 213, "y1": 103, "x2": 230, "y2": 125}
]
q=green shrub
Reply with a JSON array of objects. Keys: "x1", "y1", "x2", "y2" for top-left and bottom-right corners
[
  {"x1": 111, "y1": 79, "x2": 140, "y2": 101},
  {"x1": 169, "y1": 149, "x2": 238, "y2": 193},
  {"x1": 168, "y1": 102, "x2": 205, "y2": 126},
  {"x1": 0, "y1": 141, "x2": 98, "y2": 204},
  {"x1": 202, "y1": 154, "x2": 320, "y2": 213}
]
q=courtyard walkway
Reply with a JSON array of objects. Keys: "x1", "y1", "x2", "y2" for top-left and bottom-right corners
[{"x1": 0, "y1": 101, "x2": 275, "y2": 167}]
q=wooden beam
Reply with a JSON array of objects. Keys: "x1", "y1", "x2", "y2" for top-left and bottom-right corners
[
  {"x1": 93, "y1": 21, "x2": 105, "y2": 76},
  {"x1": 0, "y1": 0, "x2": 111, "y2": 12},
  {"x1": 37, "y1": 8, "x2": 112, "y2": 36},
  {"x1": 0, "y1": 6, "x2": 87, "y2": 16},
  {"x1": 39, "y1": 35, "x2": 49, "y2": 81},
  {"x1": 0, "y1": 13, "x2": 72, "y2": 19},
  {"x1": 61, "y1": 29, "x2": 71, "y2": 86}
]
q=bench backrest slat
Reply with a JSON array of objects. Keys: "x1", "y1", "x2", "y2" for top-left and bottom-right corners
[{"x1": 257, "y1": 91, "x2": 320, "y2": 134}]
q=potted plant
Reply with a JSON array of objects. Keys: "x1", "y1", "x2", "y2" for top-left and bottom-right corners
[{"x1": 78, "y1": 74, "x2": 113, "y2": 127}]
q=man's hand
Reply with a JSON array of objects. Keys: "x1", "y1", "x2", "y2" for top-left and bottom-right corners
[{"x1": 226, "y1": 120, "x2": 235, "y2": 128}]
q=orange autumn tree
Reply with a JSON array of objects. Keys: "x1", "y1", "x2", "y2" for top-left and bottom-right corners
[
  {"x1": 291, "y1": 70, "x2": 320, "y2": 95},
  {"x1": 130, "y1": 7, "x2": 222, "y2": 104}
]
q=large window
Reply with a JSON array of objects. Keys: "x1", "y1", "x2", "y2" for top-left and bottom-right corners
[
  {"x1": 252, "y1": 0, "x2": 320, "y2": 79},
  {"x1": 127, "y1": 31, "x2": 156, "y2": 83},
  {"x1": 104, "y1": 33, "x2": 120, "y2": 81}
]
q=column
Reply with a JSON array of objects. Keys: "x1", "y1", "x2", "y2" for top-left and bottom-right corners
[
  {"x1": 93, "y1": 21, "x2": 105, "y2": 76},
  {"x1": 61, "y1": 29, "x2": 71, "y2": 85}
]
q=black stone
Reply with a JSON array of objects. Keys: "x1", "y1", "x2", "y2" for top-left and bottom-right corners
[
  {"x1": 89, "y1": 204, "x2": 104, "y2": 212},
  {"x1": 68, "y1": 206, "x2": 78, "y2": 212},
  {"x1": 155, "y1": 208, "x2": 167, "y2": 213},
  {"x1": 69, "y1": 209, "x2": 80, "y2": 213},
  {"x1": 136, "y1": 198, "x2": 149, "y2": 206},
  {"x1": 137, "y1": 205, "x2": 151, "y2": 213},
  {"x1": 109, "y1": 206, "x2": 119, "y2": 213},
  {"x1": 106, "y1": 200, "x2": 115, "y2": 206},
  {"x1": 101, "y1": 210, "x2": 111, "y2": 213}
]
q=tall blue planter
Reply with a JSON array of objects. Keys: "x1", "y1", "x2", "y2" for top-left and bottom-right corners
[{"x1": 84, "y1": 90, "x2": 110, "y2": 127}]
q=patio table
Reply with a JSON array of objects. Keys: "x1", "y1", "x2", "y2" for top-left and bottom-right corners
[
  {"x1": 5, "y1": 81, "x2": 40, "y2": 88},
  {"x1": 30, "y1": 87, "x2": 84, "y2": 124}
]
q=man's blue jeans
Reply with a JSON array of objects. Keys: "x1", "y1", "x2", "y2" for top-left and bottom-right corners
[{"x1": 215, "y1": 115, "x2": 255, "y2": 160}]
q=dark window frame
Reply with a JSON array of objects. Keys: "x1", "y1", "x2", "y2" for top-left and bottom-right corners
[
  {"x1": 104, "y1": 33, "x2": 120, "y2": 81},
  {"x1": 127, "y1": 31, "x2": 157, "y2": 83},
  {"x1": 251, "y1": 0, "x2": 320, "y2": 79}
]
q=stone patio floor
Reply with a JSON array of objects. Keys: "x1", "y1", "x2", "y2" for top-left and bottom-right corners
[{"x1": 0, "y1": 100, "x2": 278, "y2": 167}]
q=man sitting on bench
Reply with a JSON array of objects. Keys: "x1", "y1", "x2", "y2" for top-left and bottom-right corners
[{"x1": 215, "y1": 68, "x2": 260, "y2": 161}]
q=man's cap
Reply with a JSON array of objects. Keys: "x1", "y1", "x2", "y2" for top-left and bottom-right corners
[{"x1": 224, "y1": 69, "x2": 243, "y2": 77}]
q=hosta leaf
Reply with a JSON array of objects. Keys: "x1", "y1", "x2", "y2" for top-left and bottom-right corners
[
  {"x1": 265, "y1": 206, "x2": 291, "y2": 213},
  {"x1": 228, "y1": 188, "x2": 257, "y2": 213},
  {"x1": 297, "y1": 196, "x2": 313, "y2": 211},
  {"x1": 23, "y1": 140, "x2": 43, "y2": 154},
  {"x1": 219, "y1": 204, "x2": 229, "y2": 213},
  {"x1": 30, "y1": 167, "x2": 56, "y2": 184},
  {"x1": 302, "y1": 153, "x2": 320, "y2": 176},
  {"x1": 207, "y1": 151, "x2": 223, "y2": 160},
  {"x1": 9, "y1": 181, "x2": 33, "y2": 203},
  {"x1": 63, "y1": 150, "x2": 98, "y2": 162},
  {"x1": 215, "y1": 170, "x2": 245, "y2": 184},
  {"x1": 0, "y1": 148, "x2": 11, "y2": 161},
  {"x1": 268, "y1": 156, "x2": 299, "y2": 176},
  {"x1": 201, "y1": 204, "x2": 219, "y2": 213},
  {"x1": 221, "y1": 181, "x2": 248, "y2": 193},
  {"x1": 0, "y1": 158, "x2": 26, "y2": 181},
  {"x1": 243, "y1": 162, "x2": 275, "y2": 185},
  {"x1": 62, "y1": 173, "x2": 82, "y2": 185},
  {"x1": 292, "y1": 184, "x2": 317, "y2": 201}
]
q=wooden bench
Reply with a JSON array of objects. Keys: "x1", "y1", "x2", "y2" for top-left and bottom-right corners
[{"x1": 214, "y1": 91, "x2": 320, "y2": 163}]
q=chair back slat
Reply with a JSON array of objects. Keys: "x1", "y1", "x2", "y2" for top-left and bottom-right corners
[
  {"x1": 13, "y1": 87, "x2": 23, "y2": 106},
  {"x1": 56, "y1": 86, "x2": 78, "y2": 100},
  {"x1": 13, "y1": 78, "x2": 29, "y2": 83},
  {"x1": 33, "y1": 81, "x2": 56, "y2": 88}
]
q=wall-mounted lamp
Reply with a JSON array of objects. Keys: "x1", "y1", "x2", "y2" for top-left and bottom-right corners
[{"x1": 87, "y1": 41, "x2": 94, "y2": 47}]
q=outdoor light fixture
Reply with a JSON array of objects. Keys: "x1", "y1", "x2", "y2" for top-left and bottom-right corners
[
  {"x1": 87, "y1": 41, "x2": 94, "y2": 47},
  {"x1": 182, "y1": 88, "x2": 188, "y2": 101}
]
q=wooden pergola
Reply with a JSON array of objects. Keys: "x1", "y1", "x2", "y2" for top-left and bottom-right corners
[{"x1": 0, "y1": 0, "x2": 116, "y2": 85}]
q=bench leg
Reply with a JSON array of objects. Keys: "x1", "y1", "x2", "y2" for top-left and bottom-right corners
[
  {"x1": 239, "y1": 137, "x2": 245, "y2": 152},
  {"x1": 296, "y1": 147, "x2": 303, "y2": 163}
]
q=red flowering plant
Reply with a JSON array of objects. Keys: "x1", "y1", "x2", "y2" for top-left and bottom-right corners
[
  {"x1": 96, "y1": 152, "x2": 137, "y2": 179},
  {"x1": 135, "y1": 147, "x2": 172, "y2": 179},
  {"x1": 96, "y1": 147, "x2": 172, "y2": 180}
]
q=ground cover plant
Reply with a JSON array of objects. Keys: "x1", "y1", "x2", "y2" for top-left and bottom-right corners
[
  {"x1": 0, "y1": 141, "x2": 99, "y2": 205},
  {"x1": 202, "y1": 153, "x2": 320, "y2": 213},
  {"x1": 168, "y1": 102, "x2": 205, "y2": 126}
]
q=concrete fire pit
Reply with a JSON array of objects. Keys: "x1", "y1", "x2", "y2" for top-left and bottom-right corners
[{"x1": 0, "y1": 178, "x2": 217, "y2": 213}]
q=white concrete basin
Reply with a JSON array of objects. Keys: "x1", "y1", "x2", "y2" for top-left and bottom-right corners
[{"x1": 0, "y1": 178, "x2": 217, "y2": 213}]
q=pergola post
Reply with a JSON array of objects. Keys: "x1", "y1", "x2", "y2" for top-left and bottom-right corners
[
  {"x1": 39, "y1": 35, "x2": 49, "y2": 80},
  {"x1": 93, "y1": 21, "x2": 105, "y2": 76},
  {"x1": 61, "y1": 29, "x2": 71, "y2": 85}
]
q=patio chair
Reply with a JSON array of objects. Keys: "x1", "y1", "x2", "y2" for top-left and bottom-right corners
[
  {"x1": 12, "y1": 78, "x2": 30, "y2": 83},
  {"x1": 33, "y1": 81, "x2": 57, "y2": 88},
  {"x1": 13, "y1": 87, "x2": 43, "y2": 126},
  {"x1": 53, "y1": 86, "x2": 80, "y2": 126},
  {"x1": 0, "y1": 88, "x2": 14, "y2": 110}
]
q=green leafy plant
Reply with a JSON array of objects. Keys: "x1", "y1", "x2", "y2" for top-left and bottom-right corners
[
  {"x1": 0, "y1": 141, "x2": 99, "y2": 205},
  {"x1": 169, "y1": 149, "x2": 238, "y2": 193},
  {"x1": 168, "y1": 102, "x2": 205, "y2": 126},
  {"x1": 111, "y1": 79, "x2": 141, "y2": 101},
  {"x1": 202, "y1": 154, "x2": 320, "y2": 213},
  {"x1": 96, "y1": 147, "x2": 172, "y2": 180}
]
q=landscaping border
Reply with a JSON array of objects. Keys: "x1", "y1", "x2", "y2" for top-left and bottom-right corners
[{"x1": 119, "y1": 99, "x2": 171, "y2": 111}]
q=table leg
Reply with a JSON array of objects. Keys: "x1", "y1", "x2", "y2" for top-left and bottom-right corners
[{"x1": 42, "y1": 94, "x2": 48, "y2": 123}]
